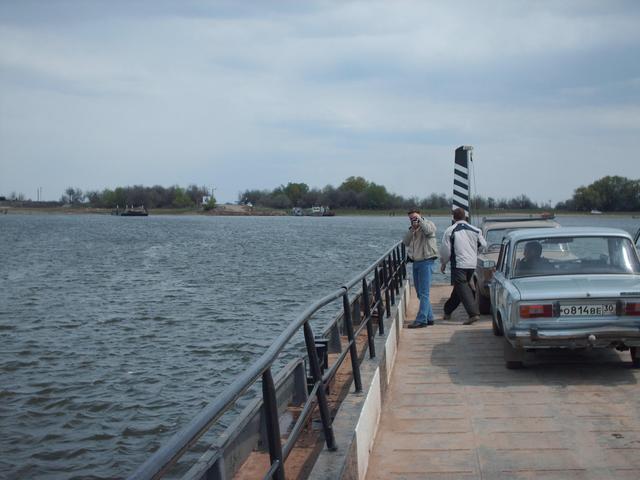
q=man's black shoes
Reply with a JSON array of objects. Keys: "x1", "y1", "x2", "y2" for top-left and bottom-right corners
[{"x1": 408, "y1": 321, "x2": 427, "y2": 329}]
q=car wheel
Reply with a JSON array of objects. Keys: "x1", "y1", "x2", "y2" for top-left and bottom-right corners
[
  {"x1": 478, "y1": 292, "x2": 491, "y2": 315},
  {"x1": 503, "y1": 337, "x2": 524, "y2": 369},
  {"x1": 631, "y1": 347, "x2": 640, "y2": 368},
  {"x1": 492, "y1": 311, "x2": 503, "y2": 337}
]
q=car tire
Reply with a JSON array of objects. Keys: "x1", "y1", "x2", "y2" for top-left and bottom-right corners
[
  {"x1": 503, "y1": 337, "x2": 524, "y2": 369},
  {"x1": 491, "y1": 312, "x2": 503, "y2": 337},
  {"x1": 631, "y1": 347, "x2": 640, "y2": 368},
  {"x1": 478, "y1": 292, "x2": 491, "y2": 315},
  {"x1": 492, "y1": 314, "x2": 503, "y2": 337}
]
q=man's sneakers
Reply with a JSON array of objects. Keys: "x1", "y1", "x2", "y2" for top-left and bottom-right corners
[
  {"x1": 427, "y1": 320, "x2": 434, "y2": 326},
  {"x1": 407, "y1": 321, "x2": 427, "y2": 329},
  {"x1": 463, "y1": 315, "x2": 480, "y2": 325}
]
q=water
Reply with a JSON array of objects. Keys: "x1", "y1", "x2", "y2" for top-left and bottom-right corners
[{"x1": 0, "y1": 213, "x2": 637, "y2": 479}]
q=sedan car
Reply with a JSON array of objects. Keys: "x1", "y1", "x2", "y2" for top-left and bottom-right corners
[
  {"x1": 490, "y1": 227, "x2": 640, "y2": 369},
  {"x1": 474, "y1": 215, "x2": 559, "y2": 314}
]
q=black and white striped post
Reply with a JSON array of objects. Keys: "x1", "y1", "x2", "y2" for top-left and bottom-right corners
[{"x1": 453, "y1": 145, "x2": 473, "y2": 221}]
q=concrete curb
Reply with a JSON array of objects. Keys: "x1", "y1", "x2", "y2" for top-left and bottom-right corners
[{"x1": 308, "y1": 279, "x2": 409, "y2": 480}]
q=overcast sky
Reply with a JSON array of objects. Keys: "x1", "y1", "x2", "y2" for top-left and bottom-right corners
[{"x1": 1, "y1": 1, "x2": 639, "y2": 204}]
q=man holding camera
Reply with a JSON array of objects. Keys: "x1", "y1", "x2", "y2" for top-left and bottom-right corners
[{"x1": 403, "y1": 209, "x2": 438, "y2": 328}]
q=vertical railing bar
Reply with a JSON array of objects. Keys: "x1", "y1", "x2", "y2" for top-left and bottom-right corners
[
  {"x1": 388, "y1": 257, "x2": 396, "y2": 307},
  {"x1": 374, "y1": 268, "x2": 384, "y2": 335},
  {"x1": 303, "y1": 322, "x2": 337, "y2": 451},
  {"x1": 362, "y1": 278, "x2": 375, "y2": 358},
  {"x1": 342, "y1": 292, "x2": 363, "y2": 393},
  {"x1": 393, "y1": 248, "x2": 401, "y2": 295},
  {"x1": 384, "y1": 261, "x2": 392, "y2": 317},
  {"x1": 261, "y1": 369, "x2": 285, "y2": 480}
]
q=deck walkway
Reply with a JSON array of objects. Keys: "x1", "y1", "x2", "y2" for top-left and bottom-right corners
[{"x1": 366, "y1": 284, "x2": 640, "y2": 480}]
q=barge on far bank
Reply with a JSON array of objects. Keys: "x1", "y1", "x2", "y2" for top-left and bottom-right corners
[{"x1": 112, "y1": 205, "x2": 149, "y2": 216}]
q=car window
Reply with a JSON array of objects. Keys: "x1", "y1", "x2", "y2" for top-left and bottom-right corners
[
  {"x1": 497, "y1": 241, "x2": 509, "y2": 273},
  {"x1": 636, "y1": 228, "x2": 640, "y2": 250},
  {"x1": 484, "y1": 225, "x2": 555, "y2": 252},
  {"x1": 512, "y1": 236, "x2": 640, "y2": 278}
]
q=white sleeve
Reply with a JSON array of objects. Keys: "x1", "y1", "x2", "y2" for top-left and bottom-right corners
[{"x1": 440, "y1": 229, "x2": 451, "y2": 265}]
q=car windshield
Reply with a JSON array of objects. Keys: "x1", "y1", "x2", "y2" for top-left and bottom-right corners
[{"x1": 511, "y1": 235, "x2": 640, "y2": 278}]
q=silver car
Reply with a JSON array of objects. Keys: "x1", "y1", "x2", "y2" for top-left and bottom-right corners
[
  {"x1": 474, "y1": 215, "x2": 559, "y2": 314},
  {"x1": 490, "y1": 227, "x2": 640, "y2": 369}
]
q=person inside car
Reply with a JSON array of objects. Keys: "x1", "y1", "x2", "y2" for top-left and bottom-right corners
[{"x1": 517, "y1": 241, "x2": 550, "y2": 275}]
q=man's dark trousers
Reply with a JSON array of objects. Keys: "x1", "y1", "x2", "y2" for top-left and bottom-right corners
[{"x1": 444, "y1": 268, "x2": 479, "y2": 317}]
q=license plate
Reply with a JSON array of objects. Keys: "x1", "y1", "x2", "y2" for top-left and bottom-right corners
[{"x1": 560, "y1": 303, "x2": 616, "y2": 316}]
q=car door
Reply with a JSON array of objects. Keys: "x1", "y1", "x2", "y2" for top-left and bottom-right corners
[{"x1": 490, "y1": 239, "x2": 510, "y2": 313}]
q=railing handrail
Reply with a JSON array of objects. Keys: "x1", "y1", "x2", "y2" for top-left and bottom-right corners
[{"x1": 129, "y1": 240, "x2": 406, "y2": 480}]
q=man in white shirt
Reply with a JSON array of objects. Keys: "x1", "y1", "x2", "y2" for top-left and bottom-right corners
[{"x1": 439, "y1": 208, "x2": 487, "y2": 324}]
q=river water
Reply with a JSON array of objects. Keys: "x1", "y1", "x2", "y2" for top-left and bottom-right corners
[{"x1": 1, "y1": 213, "x2": 638, "y2": 479}]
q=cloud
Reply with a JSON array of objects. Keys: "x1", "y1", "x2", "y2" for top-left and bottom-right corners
[{"x1": 1, "y1": 1, "x2": 639, "y2": 203}]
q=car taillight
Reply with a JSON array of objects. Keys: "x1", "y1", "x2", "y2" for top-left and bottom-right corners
[
  {"x1": 520, "y1": 304, "x2": 553, "y2": 319},
  {"x1": 624, "y1": 302, "x2": 640, "y2": 315}
]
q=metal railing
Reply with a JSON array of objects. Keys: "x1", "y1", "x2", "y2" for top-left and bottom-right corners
[{"x1": 129, "y1": 241, "x2": 407, "y2": 480}]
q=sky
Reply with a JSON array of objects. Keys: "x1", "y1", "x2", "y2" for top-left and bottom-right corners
[{"x1": 1, "y1": 1, "x2": 639, "y2": 204}]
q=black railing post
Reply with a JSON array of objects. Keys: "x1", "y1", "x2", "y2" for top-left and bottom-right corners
[
  {"x1": 342, "y1": 293, "x2": 363, "y2": 393},
  {"x1": 384, "y1": 260, "x2": 393, "y2": 315},
  {"x1": 374, "y1": 268, "x2": 384, "y2": 335},
  {"x1": 362, "y1": 278, "x2": 375, "y2": 358},
  {"x1": 384, "y1": 257, "x2": 396, "y2": 317},
  {"x1": 261, "y1": 368, "x2": 285, "y2": 480},
  {"x1": 303, "y1": 323, "x2": 337, "y2": 451},
  {"x1": 400, "y1": 244, "x2": 407, "y2": 280},
  {"x1": 393, "y1": 249, "x2": 400, "y2": 295}
]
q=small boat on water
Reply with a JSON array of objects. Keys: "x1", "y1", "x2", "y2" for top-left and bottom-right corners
[
  {"x1": 590, "y1": 209, "x2": 603, "y2": 215},
  {"x1": 112, "y1": 205, "x2": 149, "y2": 216}
]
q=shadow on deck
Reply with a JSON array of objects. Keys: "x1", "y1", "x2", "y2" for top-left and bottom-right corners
[{"x1": 366, "y1": 284, "x2": 640, "y2": 480}]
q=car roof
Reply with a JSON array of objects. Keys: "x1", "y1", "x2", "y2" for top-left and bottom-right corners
[
  {"x1": 504, "y1": 226, "x2": 633, "y2": 242},
  {"x1": 483, "y1": 219, "x2": 559, "y2": 230}
]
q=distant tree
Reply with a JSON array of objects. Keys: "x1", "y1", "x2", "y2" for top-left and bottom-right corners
[
  {"x1": 266, "y1": 193, "x2": 291, "y2": 209},
  {"x1": 170, "y1": 186, "x2": 193, "y2": 208},
  {"x1": 61, "y1": 187, "x2": 84, "y2": 204},
  {"x1": 283, "y1": 182, "x2": 309, "y2": 206},
  {"x1": 364, "y1": 182, "x2": 390, "y2": 209},
  {"x1": 239, "y1": 189, "x2": 269, "y2": 206},
  {"x1": 203, "y1": 195, "x2": 217, "y2": 211},
  {"x1": 339, "y1": 176, "x2": 369, "y2": 193},
  {"x1": 570, "y1": 176, "x2": 639, "y2": 212}
]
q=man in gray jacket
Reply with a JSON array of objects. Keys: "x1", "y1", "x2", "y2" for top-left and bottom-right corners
[
  {"x1": 403, "y1": 209, "x2": 438, "y2": 328},
  {"x1": 439, "y1": 208, "x2": 487, "y2": 324}
]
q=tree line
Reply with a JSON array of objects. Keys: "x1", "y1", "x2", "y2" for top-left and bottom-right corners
[
  {"x1": 555, "y1": 176, "x2": 640, "y2": 212},
  {"x1": 61, "y1": 185, "x2": 214, "y2": 209},
  {"x1": 10, "y1": 174, "x2": 635, "y2": 212},
  {"x1": 239, "y1": 176, "x2": 542, "y2": 211}
]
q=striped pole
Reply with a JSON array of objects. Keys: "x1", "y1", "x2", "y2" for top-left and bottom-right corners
[{"x1": 453, "y1": 146, "x2": 473, "y2": 220}]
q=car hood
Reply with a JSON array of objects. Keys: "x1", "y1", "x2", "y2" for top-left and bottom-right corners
[{"x1": 512, "y1": 275, "x2": 640, "y2": 301}]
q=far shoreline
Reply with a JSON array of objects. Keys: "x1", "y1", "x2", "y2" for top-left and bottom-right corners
[{"x1": 1, "y1": 203, "x2": 639, "y2": 218}]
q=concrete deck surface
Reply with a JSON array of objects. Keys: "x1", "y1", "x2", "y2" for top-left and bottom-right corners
[{"x1": 366, "y1": 284, "x2": 640, "y2": 480}]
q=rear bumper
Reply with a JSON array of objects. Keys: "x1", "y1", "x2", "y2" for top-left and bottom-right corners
[{"x1": 506, "y1": 325, "x2": 640, "y2": 349}]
